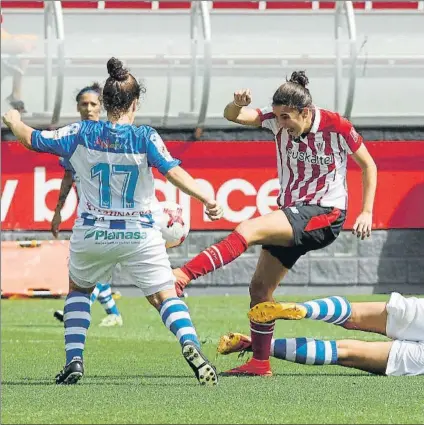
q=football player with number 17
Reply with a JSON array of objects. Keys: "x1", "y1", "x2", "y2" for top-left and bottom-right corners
[{"x1": 3, "y1": 57, "x2": 223, "y2": 386}]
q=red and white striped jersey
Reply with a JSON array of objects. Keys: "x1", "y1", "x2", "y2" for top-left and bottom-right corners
[{"x1": 257, "y1": 106, "x2": 363, "y2": 210}]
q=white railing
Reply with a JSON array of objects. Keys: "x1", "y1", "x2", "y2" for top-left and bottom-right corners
[
  {"x1": 41, "y1": 0, "x2": 65, "y2": 125},
  {"x1": 1, "y1": 1, "x2": 423, "y2": 129},
  {"x1": 335, "y1": 1, "x2": 357, "y2": 119}
]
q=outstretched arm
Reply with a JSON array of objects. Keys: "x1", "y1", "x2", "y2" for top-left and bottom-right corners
[
  {"x1": 2, "y1": 109, "x2": 34, "y2": 150},
  {"x1": 165, "y1": 166, "x2": 223, "y2": 221},
  {"x1": 3, "y1": 109, "x2": 80, "y2": 156}
]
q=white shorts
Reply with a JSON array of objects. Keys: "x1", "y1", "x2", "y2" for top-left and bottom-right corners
[
  {"x1": 385, "y1": 292, "x2": 424, "y2": 376},
  {"x1": 69, "y1": 221, "x2": 175, "y2": 297},
  {"x1": 110, "y1": 263, "x2": 134, "y2": 287}
]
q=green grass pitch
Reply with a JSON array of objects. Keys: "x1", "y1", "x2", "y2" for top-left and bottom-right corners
[{"x1": 2, "y1": 295, "x2": 423, "y2": 424}]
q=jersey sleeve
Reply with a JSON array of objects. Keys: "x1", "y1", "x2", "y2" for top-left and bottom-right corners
[
  {"x1": 31, "y1": 122, "x2": 81, "y2": 157},
  {"x1": 146, "y1": 129, "x2": 181, "y2": 175},
  {"x1": 256, "y1": 106, "x2": 279, "y2": 134},
  {"x1": 338, "y1": 117, "x2": 363, "y2": 154}
]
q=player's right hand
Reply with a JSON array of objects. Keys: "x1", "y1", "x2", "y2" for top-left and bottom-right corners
[
  {"x1": 2, "y1": 109, "x2": 21, "y2": 128},
  {"x1": 204, "y1": 200, "x2": 223, "y2": 221},
  {"x1": 233, "y1": 89, "x2": 252, "y2": 107},
  {"x1": 51, "y1": 211, "x2": 62, "y2": 238}
]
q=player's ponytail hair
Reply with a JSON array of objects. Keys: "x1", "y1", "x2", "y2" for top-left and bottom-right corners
[
  {"x1": 103, "y1": 57, "x2": 146, "y2": 120},
  {"x1": 272, "y1": 70, "x2": 312, "y2": 111}
]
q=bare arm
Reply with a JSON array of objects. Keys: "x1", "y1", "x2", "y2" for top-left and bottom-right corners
[
  {"x1": 55, "y1": 170, "x2": 74, "y2": 214},
  {"x1": 223, "y1": 103, "x2": 261, "y2": 127},
  {"x1": 351, "y1": 143, "x2": 377, "y2": 215},
  {"x1": 51, "y1": 170, "x2": 74, "y2": 238},
  {"x1": 351, "y1": 143, "x2": 377, "y2": 239},
  {"x1": 223, "y1": 89, "x2": 261, "y2": 127},
  {"x1": 2, "y1": 110, "x2": 34, "y2": 150},
  {"x1": 166, "y1": 166, "x2": 211, "y2": 204},
  {"x1": 165, "y1": 166, "x2": 222, "y2": 220}
]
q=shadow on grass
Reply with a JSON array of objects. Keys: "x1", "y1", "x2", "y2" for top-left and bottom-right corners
[
  {"x1": 2, "y1": 370, "x2": 376, "y2": 387},
  {"x1": 1, "y1": 374, "x2": 199, "y2": 386},
  {"x1": 5, "y1": 324, "x2": 60, "y2": 328},
  {"x1": 219, "y1": 372, "x2": 375, "y2": 377}
]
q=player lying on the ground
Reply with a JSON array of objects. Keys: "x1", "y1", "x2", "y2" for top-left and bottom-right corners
[
  {"x1": 3, "y1": 57, "x2": 223, "y2": 386},
  {"x1": 52, "y1": 82, "x2": 124, "y2": 327},
  {"x1": 217, "y1": 292, "x2": 424, "y2": 376}
]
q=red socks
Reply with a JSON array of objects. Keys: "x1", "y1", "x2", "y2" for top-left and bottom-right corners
[
  {"x1": 250, "y1": 320, "x2": 275, "y2": 361},
  {"x1": 181, "y1": 231, "x2": 248, "y2": 281}
]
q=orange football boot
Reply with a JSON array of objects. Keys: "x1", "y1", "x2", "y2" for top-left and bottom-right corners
[{"x1": 217, "y1": 333, "x2": 252, "y2": 355}]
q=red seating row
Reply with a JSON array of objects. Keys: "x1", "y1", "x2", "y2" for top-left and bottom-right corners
[{"x1": 1, "y1": 1, "x2": 422, "y2": 9}]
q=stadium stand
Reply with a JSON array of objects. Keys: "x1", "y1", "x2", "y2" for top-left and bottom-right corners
[
  {"x1": 1, "y1": 1, "x2": 423, "y2": 128},
  {"x1": 1, "y1": 1, "x2": 423, "y2": 9}
]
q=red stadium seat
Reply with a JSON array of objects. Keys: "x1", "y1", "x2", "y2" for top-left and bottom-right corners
[
  {"x1": 0, "y1": 1, "x2": 420, "y2": 10},
  {"x1": 319, "y1": 2, "x2": 336, "y2": 8},
  {"x1": 319, "y1": 2, "x2": 366, "y2": 9},
  {"x1": 213, "y1": 1, "x2": 260, "y2": 9},
  {"x1": 371, "y1": 1, "x2": 419, "y2": 9},
  {"x1": 352, "y1": 2, "x2": 366, "y2": 9},
  {"x1": 61, "y1": 1, "x2": 98, "y2": 8},
  {"x1": 158, "y1": 2, "x2": 191, "y2": 8},
  {"x1": 104, "y1": 1, "x2": 152, "y2": 9},
  {"x1": 1, "y1": 1, "x2": 43, "y2": 8},
  {"x1": 265, "y1": 2, "x2": 313, "y2": 9}
]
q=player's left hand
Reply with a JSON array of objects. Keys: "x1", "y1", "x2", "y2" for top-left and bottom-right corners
[
  {"x1": 51, "y1": 211, "x2": 62, "y2": 238},
  {"x1": 2, "y1": 109, "x2": 21, "y2": 128},
  {"x1": 204, "y1": 200, "x2": 223, "y2": 221},
  {"x1": 352, "y1": 211, "x2": 372, "y2": 240}
]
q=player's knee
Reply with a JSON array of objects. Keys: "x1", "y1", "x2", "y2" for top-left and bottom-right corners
[
  {"x1": 68, "y1": 279, "x2": 92, "y2": 294},
  {"x1": 336, "y1": 339, "x2": 365, "y2": 362},
  {"x1": 336, "y1": 340, "x2": 355, "y2": 362},
  {"x1": 146, "y1": 293, "x2": 162, "y2": 310},
  {"x1": 147, "y1": 288, "x2": 179, "y2": 311},
  {"x1": 341, "y1": 303, "x2": 361, "y2": 330},
  {"x1": 235, "y1": 220, "x2": 257, "y2": 246},
  {"x1": 342, "y1": 320, "x2": 358, "y2": 331}
]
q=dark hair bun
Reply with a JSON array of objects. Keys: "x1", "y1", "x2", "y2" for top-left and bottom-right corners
[
  {"x1": 107, "y1": 57, "x2": 128, "y2": 82},
  {"x1": 91, "y1": 82, "x2": 102, "y2": 92},
  {"x1": 289, "y1": 70, "x2": 309, "y2": 88}
]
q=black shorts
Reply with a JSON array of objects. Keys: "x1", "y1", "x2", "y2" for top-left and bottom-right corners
[{"x1": 263, "y1": 204, "x2": 346, "y2": 269}]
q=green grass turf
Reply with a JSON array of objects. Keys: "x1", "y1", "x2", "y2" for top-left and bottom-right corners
[{"x1": 1, "y1": 295, "x2": 423, "y2": 424}]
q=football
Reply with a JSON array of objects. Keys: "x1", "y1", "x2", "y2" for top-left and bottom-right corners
[{"x1": 158, "y1": 201, "x2": 190, "y2": 249}]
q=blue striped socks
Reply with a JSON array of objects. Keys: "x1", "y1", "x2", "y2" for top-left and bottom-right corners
[
  {"x1": 300, "y1": 296, "x2": 351, "y2": 325},
  {"x1": 64, "y1": 291, "x2": 91, "y2": 364},
  {"x1": 96, "y1": 283, "x2": 120, "y2": 316},
  {"x1": 90, "y1": 283, "x2": 121, "y2": 316},
  {"x1": 90, "y1": 285, "x2": 100, "y2": 305},
  {"x1": 159, "y1": 298, "x2": 200, "y2": 348},
  {"x1": 271, "y1": 337, "x2": 338, "y2": 365}
]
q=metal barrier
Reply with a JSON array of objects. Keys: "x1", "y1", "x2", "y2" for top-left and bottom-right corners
[
  {"x1": 192, "y1": 0, "x2": 212, "y2": 133},
  {"x1": 34, "y1": 1, "x2": 65, "y2": 125},
  {"x1": 181, "y1": 0, "x2": 212, "y2": 133},
  {"x1": 335, "y1": 1, "x2": 357, "y2": 119},
  {"x1": 2, "y1": 1, "x2": 423, "y2": 129}
]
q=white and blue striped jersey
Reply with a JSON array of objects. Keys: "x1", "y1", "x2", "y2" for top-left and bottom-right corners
[{"x1": 32, "y1": 121, "x2": 180, "y2": 223}]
